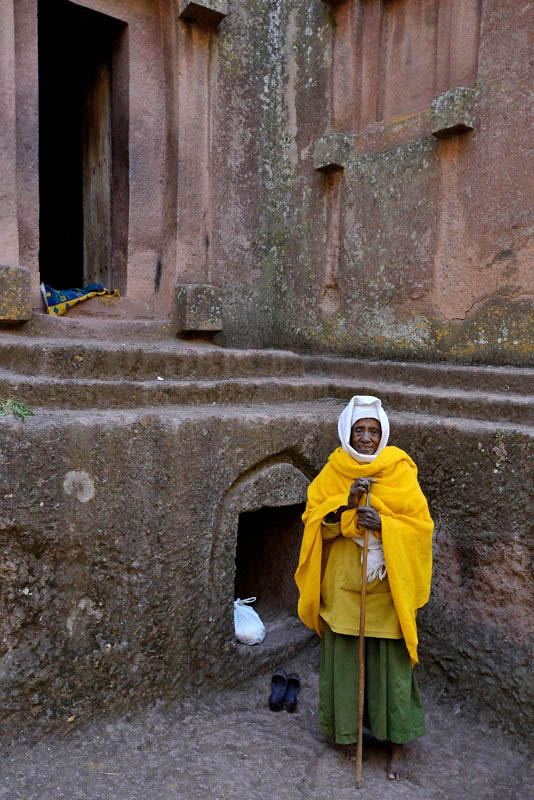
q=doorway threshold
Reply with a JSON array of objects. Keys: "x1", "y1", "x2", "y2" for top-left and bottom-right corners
[{"x1": 5, "y1": 311, "x2": 175, "y2": 343}]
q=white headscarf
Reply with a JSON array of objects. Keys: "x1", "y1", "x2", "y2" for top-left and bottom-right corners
[{"x1": 338, "y1": 395, "x2": 390, "y2": 464}]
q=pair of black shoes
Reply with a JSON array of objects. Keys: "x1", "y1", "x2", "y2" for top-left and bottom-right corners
[{"x1": 268, "y1": 668, "x2": 300, "y2": 713}]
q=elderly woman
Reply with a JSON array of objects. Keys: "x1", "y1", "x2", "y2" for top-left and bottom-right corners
[{"x1": 295, "y1": 396, "x2": 433, "y2": 781}]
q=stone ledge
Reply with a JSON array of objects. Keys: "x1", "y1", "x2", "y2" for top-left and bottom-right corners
[
  {"x1": 232, "y1": 614, "x2": 316, "y2": 684},
  {"x1": 175, "y1": 283, "x2": 223, "y2": 333},
  {"x1": 178, "y1": 0, "x2": 227, "y2": 27},
  {"x1": 313, "y1": 134, "x2": 353, "y2": 172},
  {"x1": 0, "y1": 265, "x2": 31, "y2": 325},
  {"x1": 431, "y1": 86, "x2": 476, "y2": 139}
]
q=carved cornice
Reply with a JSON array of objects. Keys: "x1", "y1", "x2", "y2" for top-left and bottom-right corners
[
  {"x1": 313, "y1": 134, "x2": 353, "y2": 172},
  {"x1": 178, "y1": 0, "x2": 228, "y2": 28},
  {"x1": 431, "y1": 87, "x2": 476, "y2": 138}
]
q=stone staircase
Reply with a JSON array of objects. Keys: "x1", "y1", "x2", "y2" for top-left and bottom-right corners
[{"x1": 0, "y1": 323, "x2": 532, "y2": 429}]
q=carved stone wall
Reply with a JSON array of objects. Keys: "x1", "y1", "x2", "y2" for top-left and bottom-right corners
[
  {"x1": 212, "y1": 0, "x2": 531, "y2": 363},
  {"x1": 0, "y1": 402, "x2": 531, "y2": 741},
  {"x1": 0, "y1": 0, "x2": 532, "y2": 357}
]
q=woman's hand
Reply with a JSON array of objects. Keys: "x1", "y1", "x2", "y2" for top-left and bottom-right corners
[
  {"x1": 356, "y1": 506, "x2": 382, "y2": 532},
  {"x1": 347, "y1": 478, "x2": 371, "y2": 508},
  {"x1": 328, "y1": 479, "x2": 376, "y2": 522}
]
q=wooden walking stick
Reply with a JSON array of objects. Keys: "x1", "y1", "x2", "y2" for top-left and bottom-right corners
[{"x1": 356, "y1": 478, "x2": 375, "y2": 789}]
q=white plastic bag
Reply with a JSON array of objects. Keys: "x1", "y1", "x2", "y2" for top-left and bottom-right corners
[{"x1": 234, "y1": 597, "x2": 265, "y2": 645}]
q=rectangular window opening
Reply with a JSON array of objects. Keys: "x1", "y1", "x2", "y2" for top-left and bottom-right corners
[{"x1": 234, "y1": 504, "x2": 305, "y2": 624}]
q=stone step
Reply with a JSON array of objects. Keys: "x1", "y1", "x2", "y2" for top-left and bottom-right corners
[
  {"x1": 26, "y1": 401, "x2": 534, "y2": 436},
  {"x1": 0, "y1": 370, "x2": 319, "y2": 409},
  {"x1": 0, "y1": 335, "x2": 305, "y2": 380},
  {"x1": 233, "y1": 614, "x2": 316, "y2": 687},
  {"x1": 1, "y1": 368, "x2": 531, "y2": 425},
  {"x1": 0, "y1": 334, "x2": 531, "y2": 397},
  {"x1": 9, "y1": 312, "x2": 176, "y2": 341},
  {"x1": 304, "y1": 355, "x2": 534, "y2": 396}
]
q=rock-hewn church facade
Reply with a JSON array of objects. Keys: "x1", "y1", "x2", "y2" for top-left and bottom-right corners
[
  {"x1": 1, "y1": 0, "x2": 532, "y2": 361},
  {"x1": 0, "y1": 0, "x2": 531, "y2": 746}
]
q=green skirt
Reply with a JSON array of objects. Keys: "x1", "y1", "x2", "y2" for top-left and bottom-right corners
[{"x1": 319, "y1": 622, "x2": 426, "y2": 745}]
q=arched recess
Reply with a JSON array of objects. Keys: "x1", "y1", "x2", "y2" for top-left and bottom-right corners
[{"x1": 208, "y1": 461, "x2": 310, "y2": 638}]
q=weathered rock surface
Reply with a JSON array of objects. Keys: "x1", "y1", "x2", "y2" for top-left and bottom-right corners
[
  {"x1": 0, "y1": 266, "x2": 31, "y2": 324},
  {"x1": 0, "y1": 332, "x2": 531, "y2": 747},
  {"x1": 0, "y1": 643, "x2": 531, "y2": 800}
]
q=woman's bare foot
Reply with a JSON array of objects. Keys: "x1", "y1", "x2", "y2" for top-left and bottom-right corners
[
  {"x1": 387, "y1": 743, "x2": 408, "y2": 781},
  {"x1": 336, "y1": 743, "x2": 356, "y2": 761}
]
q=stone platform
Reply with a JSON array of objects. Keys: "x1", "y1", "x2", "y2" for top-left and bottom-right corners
[{"x1": 0, "y1": 323, "x2": 532, "y2": 749}]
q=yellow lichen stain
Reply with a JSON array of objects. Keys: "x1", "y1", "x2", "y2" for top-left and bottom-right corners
[{"x1": 220, "y1": 34, "x2": 242, "y2": 78}]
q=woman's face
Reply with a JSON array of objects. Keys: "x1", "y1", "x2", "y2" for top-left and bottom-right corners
[{"x1": 350, "y1": 417, "x2": 382, "y2": 455}]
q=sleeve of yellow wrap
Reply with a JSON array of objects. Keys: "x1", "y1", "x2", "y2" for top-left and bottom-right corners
[
  {"x1": 321, "y1": 520, "x2": 341, "y2": 541},
  {"x1": 296, "y1": 463, "x2": 350, "y2": 636}
]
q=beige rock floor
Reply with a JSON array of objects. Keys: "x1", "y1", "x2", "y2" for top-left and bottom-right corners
[{"x1": 1, "y1": 641, "x2": 531, "y2": 800}]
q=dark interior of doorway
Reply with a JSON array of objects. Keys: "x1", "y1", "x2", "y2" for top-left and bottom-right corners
[
  {"x1": 38, "y1": 0, "x2": 128, "y2": 292},
  {"x1": 234, "y1": 503, "x2": 305, "y2": 623}
]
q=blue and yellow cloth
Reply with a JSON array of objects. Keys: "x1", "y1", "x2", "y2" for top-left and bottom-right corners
[{"x1": 41, "y1": 283, "x2": 120, "y2": 316}]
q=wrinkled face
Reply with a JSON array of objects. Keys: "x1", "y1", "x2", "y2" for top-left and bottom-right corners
[{"x1": 350, "y1": 417, "x2": 382, "y2": 455}]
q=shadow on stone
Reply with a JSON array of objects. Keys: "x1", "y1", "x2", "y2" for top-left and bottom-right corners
[{"x1": 233, "y1": 502, "x2": 315, "y2": 670}]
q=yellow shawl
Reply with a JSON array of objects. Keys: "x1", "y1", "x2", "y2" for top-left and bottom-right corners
[{"x1": 295, "y1": 445, "x2": 433, "y2": 667}]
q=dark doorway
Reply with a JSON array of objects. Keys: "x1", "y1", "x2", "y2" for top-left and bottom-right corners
[
  {"x1": 38, "y1": 0, "x2": 128, "y2": 292},
  {"x1": 234, "y1": 503, "x2": 305, "y2": 622}
]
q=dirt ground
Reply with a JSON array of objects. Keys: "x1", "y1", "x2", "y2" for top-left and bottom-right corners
[{"x1": 1, "y1": 640, "x2": 531, "y2": 800}]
